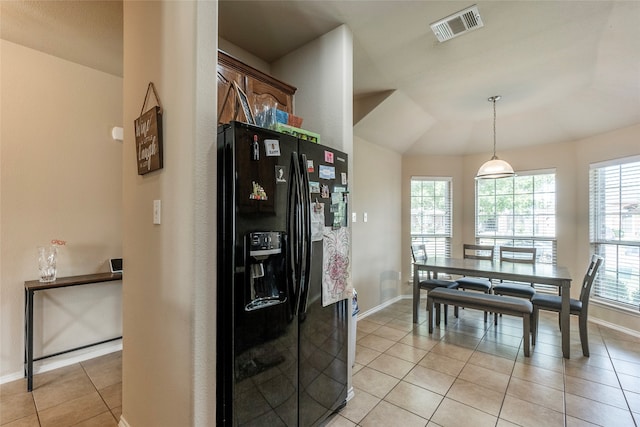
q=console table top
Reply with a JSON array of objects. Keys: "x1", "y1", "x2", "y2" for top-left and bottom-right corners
[{"x1": 25, "y1": 272, "x2": 122, "y2": 291}]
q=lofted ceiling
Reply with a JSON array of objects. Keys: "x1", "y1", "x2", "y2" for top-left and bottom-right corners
[
  {"x1": 3, "y1": 1, "x2": 638, "y2": 156},
  {"x1": 220, "y1": 1, "x2": 640, "y2": 155},
  {"x1": 0, "y1": 1, "x2": 123, "y2": 77}
]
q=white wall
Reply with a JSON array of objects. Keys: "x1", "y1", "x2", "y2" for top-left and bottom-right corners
[
  {"x1": 352, "y1": 137, "x2": 403, "y2": 312},
  {"x1": 218, "y1": 38, "x2": 270, "y2": 74},
  {"x1": 122, "y1": 2, "x2": 217, "y2": 426},
  {"x1": 0, "y1": 40, "x2": 123, "y2": 381},
  {"x1": 271, "y1": 25, "x2": 353, "y2": 156}
]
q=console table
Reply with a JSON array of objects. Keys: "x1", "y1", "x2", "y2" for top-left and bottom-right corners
[{"x1": 24, "y1": 272, "x2": 123, "y2": 391}]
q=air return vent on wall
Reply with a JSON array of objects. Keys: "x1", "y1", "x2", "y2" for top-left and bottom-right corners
[{"x1": 430, "y1": 4, "x2": 483, "y2": 42}]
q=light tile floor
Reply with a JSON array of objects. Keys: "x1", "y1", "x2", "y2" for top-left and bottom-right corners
[
  {"x1": 1, "y1": 351, "x2": 121, "y2": 427},
  {"x1": 327, "y1": 297, "x2": 640, "y2": 427},
  {"x1": 2, "y1": 297, "x2": 639, "y2": 427}
]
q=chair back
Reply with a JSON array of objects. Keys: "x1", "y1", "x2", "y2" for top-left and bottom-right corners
[
  {"x1": 463, "y1": 244, "x2": 494, "y2": 261},
  {"x1": 580, "y1": 254, "x2": 604, "y2": 305},
  {"x1": 411, "y1": 244, "x2": 428, "y2": 264},
  {"x1": 500, "y1": 246, "x2": 536, "y2": 264}
]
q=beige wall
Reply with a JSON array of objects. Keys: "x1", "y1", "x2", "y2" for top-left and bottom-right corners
[
  {"x1": 402, "y1": 123, "x2": 640, "y2": 334},
  {"x1": 0, "y1": 40, "x2": 123, "y2": 379},
  {"x1": 122, "y1": 2, "x2": 217, "y2": 426},
  {"x1": 352, "y1": 136, "x2": 403, "y2": 312}
]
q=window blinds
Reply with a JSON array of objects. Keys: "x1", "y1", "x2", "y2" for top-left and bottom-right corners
[
  {"x1": 589, "y1": 157, "x2": 640, "y2": 309},
  {"x1": 410, "y1": 177, "x2": 452, "y2": 258},
  {"x1": 475, "y1": 171, "x2": 557, "y2": 264}
]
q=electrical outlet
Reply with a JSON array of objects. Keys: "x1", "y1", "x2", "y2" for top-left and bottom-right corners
[
  {"x1": 363, "y1": 212, "x2": 368, "y2": 223},
  {"x1": 352, "y1": 212, "x2": 357, "y2": 223}
]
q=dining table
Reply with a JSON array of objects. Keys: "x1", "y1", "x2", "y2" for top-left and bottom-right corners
[{"x1": 413, "y1": 257, "x2": 573, "y2": 359}]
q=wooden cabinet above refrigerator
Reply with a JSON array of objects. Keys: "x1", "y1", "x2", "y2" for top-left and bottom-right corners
[{"x1": 217, "y1": 50, "x2": 297, "y2": 125}]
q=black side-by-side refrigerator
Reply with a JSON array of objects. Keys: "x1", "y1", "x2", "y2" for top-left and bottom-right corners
[{"x1": 217, "y1": 121, "x2": 349, "y2": 426}]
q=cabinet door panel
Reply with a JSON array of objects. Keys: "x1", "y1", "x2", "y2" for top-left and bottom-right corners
[{"x1": 246, "y1": 77, "x2": 293, "y2": 115}]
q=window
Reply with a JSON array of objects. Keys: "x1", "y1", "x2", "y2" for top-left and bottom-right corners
[
  {"x1": 475, "y1": 171, "x2": 556, "y2": 264},
  {"x1": 410, "y1": 177, "x2": 452, "y2": 257},
  {"x1": 590, "y1": 157, "x2": 640, "y2": 309}
]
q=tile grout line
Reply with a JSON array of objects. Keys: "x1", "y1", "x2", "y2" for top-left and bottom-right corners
[
  {"x1": 600, "y1": 325, "x2": 639, "y2": 427},
  {"x1": 78, "y1": 360, "x2": 118, "y2": 425}
]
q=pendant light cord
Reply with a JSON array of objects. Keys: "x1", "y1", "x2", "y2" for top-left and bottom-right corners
[{"x1": 492, "y1": 97, "x2": 497, "y2": 160}]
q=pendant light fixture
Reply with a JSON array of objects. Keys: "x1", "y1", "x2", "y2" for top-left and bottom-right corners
[{"x1": 476, "y1": 95, "x2": 515, "y2": 179}]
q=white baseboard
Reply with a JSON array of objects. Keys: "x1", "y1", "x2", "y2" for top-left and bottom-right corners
[
  {"x1": 119, "y1": 415, "x2": 130, "y2": 427},
  {"x1": 356, "y1": 295, "x2": 405, "y2": 320},
  {"x1": 589, "y1": 317, "x2": 640, "y2": 339},
  {"x1": 0, "y1": 339, "x2": 122, "y2": 385},
  {"x1": 346, "y1": 386, "x2": 354, "y2": 402}
]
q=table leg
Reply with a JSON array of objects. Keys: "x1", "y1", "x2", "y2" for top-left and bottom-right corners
[
  {"x1": 24, "y1": 289, "x2": 27, "y2": 376},
  {"x1": 561, "y1": 280, "x2": 570, "y2": 359},
  {"x1": 413, "y1": 264, "x2": 419, "y2": 323},
  {"x1": 25, "y1": 289, "x2": 34, "y2": 391},
  {"x1": 427, "y1": 295, "x2": 433, "y2": 333}
]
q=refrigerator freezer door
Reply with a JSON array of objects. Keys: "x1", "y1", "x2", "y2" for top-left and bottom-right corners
[{"x1": 218, "y1": 122, "x2": 300, "y2": 426}]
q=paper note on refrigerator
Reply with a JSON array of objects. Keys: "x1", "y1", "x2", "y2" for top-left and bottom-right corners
[
  {"x1": 318, "y1": 165, "x2": 335, "y2": 179},
  {"x1": 322, "y1": 226, "x2": 351, "y2": 306},
  {"x1": 310, "y1": 202, "x2": 325, "y2": 242}
]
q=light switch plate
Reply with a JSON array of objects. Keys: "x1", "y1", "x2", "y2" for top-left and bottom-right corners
[
  {"x1": 153, "y1": 200, "x2": 161, "y2": 224},
  {"x1": 352, "y1": 212, "x2": 357, "y2": 223},
  {"x1": 363, "y1": 212, "x2": 368, "y2": 222}
]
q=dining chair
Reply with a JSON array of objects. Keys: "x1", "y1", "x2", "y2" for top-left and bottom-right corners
[
  {"x1": 454, "y1": 244, "x2": 494, "y2": 322},
  {"x1": 531, "y1": 254, "x2": 603, "y2": 356},
  {"x1": 411, "y1": 244, "x2": 458, "y2": 322},
  {"x1": 492, "y1": 246, "x2": 537, "y2": 324},
  {"x1": 493, "y1": 246, "x2": 537, "y2": 297}
]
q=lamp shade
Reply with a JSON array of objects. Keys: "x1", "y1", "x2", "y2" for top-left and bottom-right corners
[{"x1": 476, "y1": 157, "x2": 515, "y2": 179}]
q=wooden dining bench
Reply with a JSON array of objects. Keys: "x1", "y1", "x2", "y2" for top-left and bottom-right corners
[{"x1": 426, "y1": 288, "x2": 533, "y2": 356}]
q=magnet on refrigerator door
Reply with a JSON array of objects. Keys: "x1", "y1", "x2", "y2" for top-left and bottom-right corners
[
  {"x1": 321, "y1": 184, "x2": 330, "y2": 199},
  {"x1": 264, "y1": 139, "x2": 281, "y2": 156},
  {"x1": 324, "y1": 150, "x2": 334, "y2": 163},
  {"x1": 275, "y1": 166, "x2": 286, "y2": 183},
  {"x1": 309, "y1": 181, "x2": 320, "y2": 194},
  {"x1": 319, "y1": 165, "x2": 335, "y2": 180}
]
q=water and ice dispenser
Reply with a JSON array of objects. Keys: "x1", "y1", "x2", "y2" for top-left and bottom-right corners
[{"x1": 244, "y1": 231, "x2": 287, "y2": 311}]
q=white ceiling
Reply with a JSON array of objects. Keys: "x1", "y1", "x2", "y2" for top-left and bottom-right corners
[
  {"x1": 220, "y1": 1, "x2": 640, "y2": 155},
  {"x1": 3, "y1": 1, "x2": 638, "y2": 156}
]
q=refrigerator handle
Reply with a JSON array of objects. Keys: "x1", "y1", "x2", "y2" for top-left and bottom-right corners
[
  {"x1": 298, "y1": 153, "x2": 312, "y2": 315},
  {"x1": 287, "y1": 151, "x2": 302, "y2": 317}
]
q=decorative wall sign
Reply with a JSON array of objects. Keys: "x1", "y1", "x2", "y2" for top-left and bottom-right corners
[{"x1": 135, "y1": 82, "x2": 164, "y2": 175}]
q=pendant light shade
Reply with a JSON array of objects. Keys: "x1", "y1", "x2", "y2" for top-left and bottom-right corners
[{"x1": 476, "y1": 95, "x2": 515, "y2": 179}]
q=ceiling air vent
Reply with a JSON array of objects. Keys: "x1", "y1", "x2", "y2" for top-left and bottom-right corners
[{"x1": 430, "y1": 4, "x2": 483, "y2": 42}]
